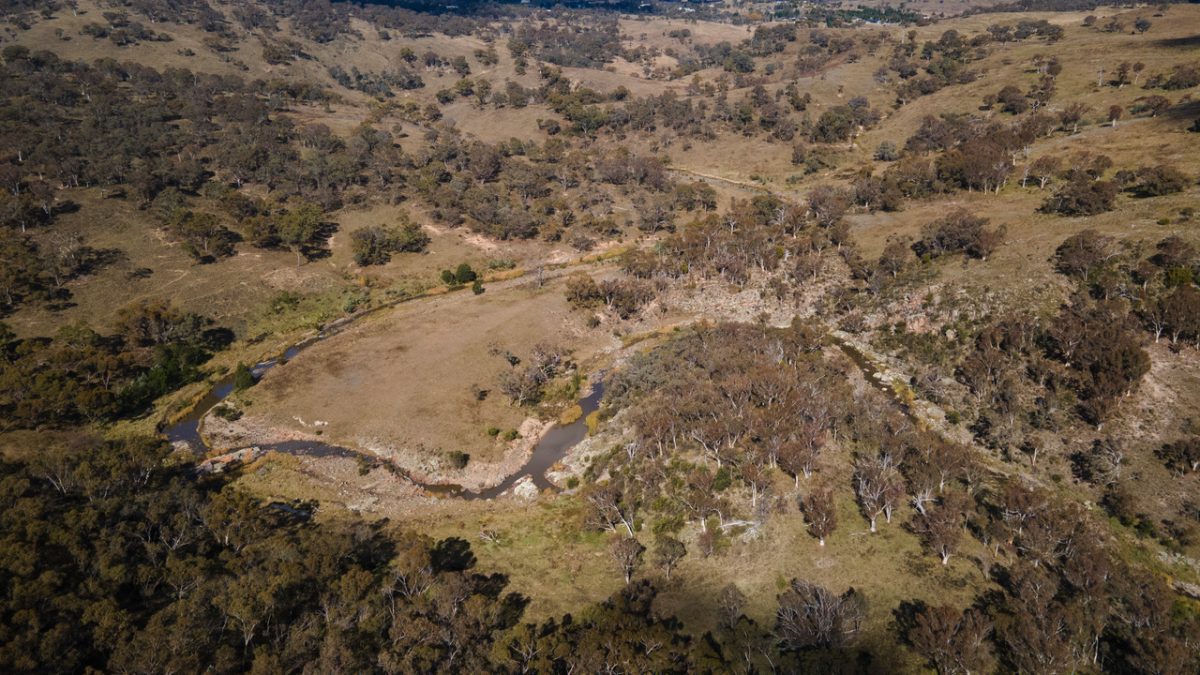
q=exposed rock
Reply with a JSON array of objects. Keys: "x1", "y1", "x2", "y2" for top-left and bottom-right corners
[
  {"x1": 197, "y1": 446, "x2": 265, "y2": 473},
  {"x1": 510, "y1": 475, "x2": 539, "y2": 500},
  {"x1": 1174, "y1": 581, "x2": 1200, "y2": 600}
]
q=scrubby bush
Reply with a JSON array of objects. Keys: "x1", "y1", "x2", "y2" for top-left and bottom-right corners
[
  {"x1": 1127, "y1": 165, "x2": 1190, "y2": 198},
  {"x1": 455, "y1": 263, "x2": 477, "y2": 284},
  {"x1": 1157, "y1": 437, "x2": 1200, "y2": 475},
  {"x1": 232, "y1": 362, "x2": 256, "y2": 391},
  {"x1": 441, "y1": 263, "x2": 478, "y2": 286},
  {"x1": 213, "y1": 404, "x2": 243, "y2": 421}
]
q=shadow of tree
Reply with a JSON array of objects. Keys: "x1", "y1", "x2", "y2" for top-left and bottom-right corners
[{"x1": 1154, "y1": 35, "x2": 1200, "y2": 49}]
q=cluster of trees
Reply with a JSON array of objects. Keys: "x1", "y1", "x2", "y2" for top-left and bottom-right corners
[
  {"x1": 796, "y1": 29, "x2": 867, "y2": 74},
  {"x1": 579, "y1": 322, "x2": 1197, "y2": 672},
  {"x1": 544, "y1": 79, "x2": 710, "y2": 138},
  {"x1": 592, "y1": 322, "x2": 855, "y2": 534},
  {"x1": 1042, "y1": 177, "x2": 1119, "y2": 216},
  {"x1": 536, "y1": 65, "x2": 879, "y2": 145},
  {"x1": 0, "y1": 43, "x2": 708, "y2": 304},
  {"x1": 0, "y1": 48, "x2": 332, "y2": 207},
  {"x1": 621, "y1": 193, "x2": 851, "y2": 290},
  {"x1": 565, "y1": 274, "x2": 655, "y2": 320},
  {"x1": 0, "y1": 44, "x2": 499, "y2": 265},
  {"x1": 165, "y1": 208, "x2": 240, "y2": 263},
  {"x1": 0, "y1": 434, "x2": 736, "y2": 673},
  {"x1": 957, "y1": 296, "x2": 1150, "y2": 436},
  {"x1": 834, "y1": 112, "x2": 1052, "y2": 210},
  {"x1": 669, "y1": 24, "x2": 866, "y2": 82},
  {"x1": 1017, "y1": 152, "x2": 1136, "y2": 216},
  {"x1": 1142, "y1": 62, "x2": 1200, "y2": 91},
  {"x1": 808, "y1": 97, "x2": 881, "y2": 144},
  {"x1": 408, "y1": 128, "x2": 674, "y2": 240},
  {"x1": 350, "y1": 217, "x2": 429, "y2": 266},
  {"x1": 985, "y1": 18, "x2": 1064, "y2": 43},
  {"x1": 0, "y1": 301, "x2": 227, "y2": 428},
  {"x1": 147, "y1": 188, "x2": 336, "y2": 267},
  {"x1": 0, "y1": 229, "x2": 120, "y2": 315},
  {"x1": 0, "y1": 47, "x2": 418, "y2": 308},
  {"x1": 327, "y1": 64, "x2": 424, "y2": 97},
  {"x1": 509, "y1": 15, "x2": 621, "y2": 69},
  {"x1": 1054, "y1": 229, "x2": 1200, "y2": 348},
  {"x1": 1121, "y1": 164, "x2": 1192, "y2": 198},
  {"x1": 887, "y1": 29, "x2": 984, "y2": 105},
  {"x1": 896, "y1": 477, "x2": 1197, "y2": 674},
  {"x1": 80, "y1": 10, "x2": 174, "y2": 46},
  {"x1": 1090, "y1": 330, "x2": 1151, "y2": 433},
  {"x1": 868, "y1": 106, "x2": 1185, "y2": 216}
]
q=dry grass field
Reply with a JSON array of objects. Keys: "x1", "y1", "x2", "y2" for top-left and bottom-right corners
[
  {"x1": 222, "y1": 272, "x2": 614, "y2": 469},
  {"x1": 6, "y1": 198, "x2": 544, "y2": 338}
]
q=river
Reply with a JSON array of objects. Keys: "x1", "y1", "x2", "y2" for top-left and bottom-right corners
[{"x1": 165, "y1": 327, "x2": 604, "y2": 500}]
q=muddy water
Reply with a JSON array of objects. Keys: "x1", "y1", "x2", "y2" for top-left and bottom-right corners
[
  {"x1": 831, "y1": 337, "x2": 918, "y2": 423},
  {"x1": 164, "y1": 325, "x2": 605, "y2": 500},
  {"x1": 166, "y1": 344, "x2": 305, "y2": 450},
  {"x1": 425, "y1": 381, "x2": 605, "y2": 500}
]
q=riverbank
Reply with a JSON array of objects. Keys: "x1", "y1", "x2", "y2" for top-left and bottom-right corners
[{"x1": 202, "y1": 408, "x2": 555, "y2": 493}]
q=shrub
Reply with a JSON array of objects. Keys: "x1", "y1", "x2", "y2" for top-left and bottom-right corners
[
  {"x1": 559, "y1": 404, "x2": 583, "y2": 425},
  {"x1": 1130, "y1": 95, "x2": 1170, "y2": 117},
  {"x1": 1163, "y1": 64, "x2": 1199, "y2": 90},
  {"x1": 874, "y1": 141, "x2": 898, "y2": 161},
  {"x1": 213, "y1": 404, "x2": 243, "y2": 421},
  {"x1": 1127, "y1": 165, "x2": 1190, "y2": 198},
  {"x1": 455, "y1": 263, "x2": 477, "y2": 284},
  {"x1": 1156, "y1": 438, "x2": 1200, "y2": 475},
  {"x1": 446, "y1": 450, "x2": 470, "y2": 469},
  {"x1": 232, "y1": 362, "x2": 256, "y2": 391}
]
